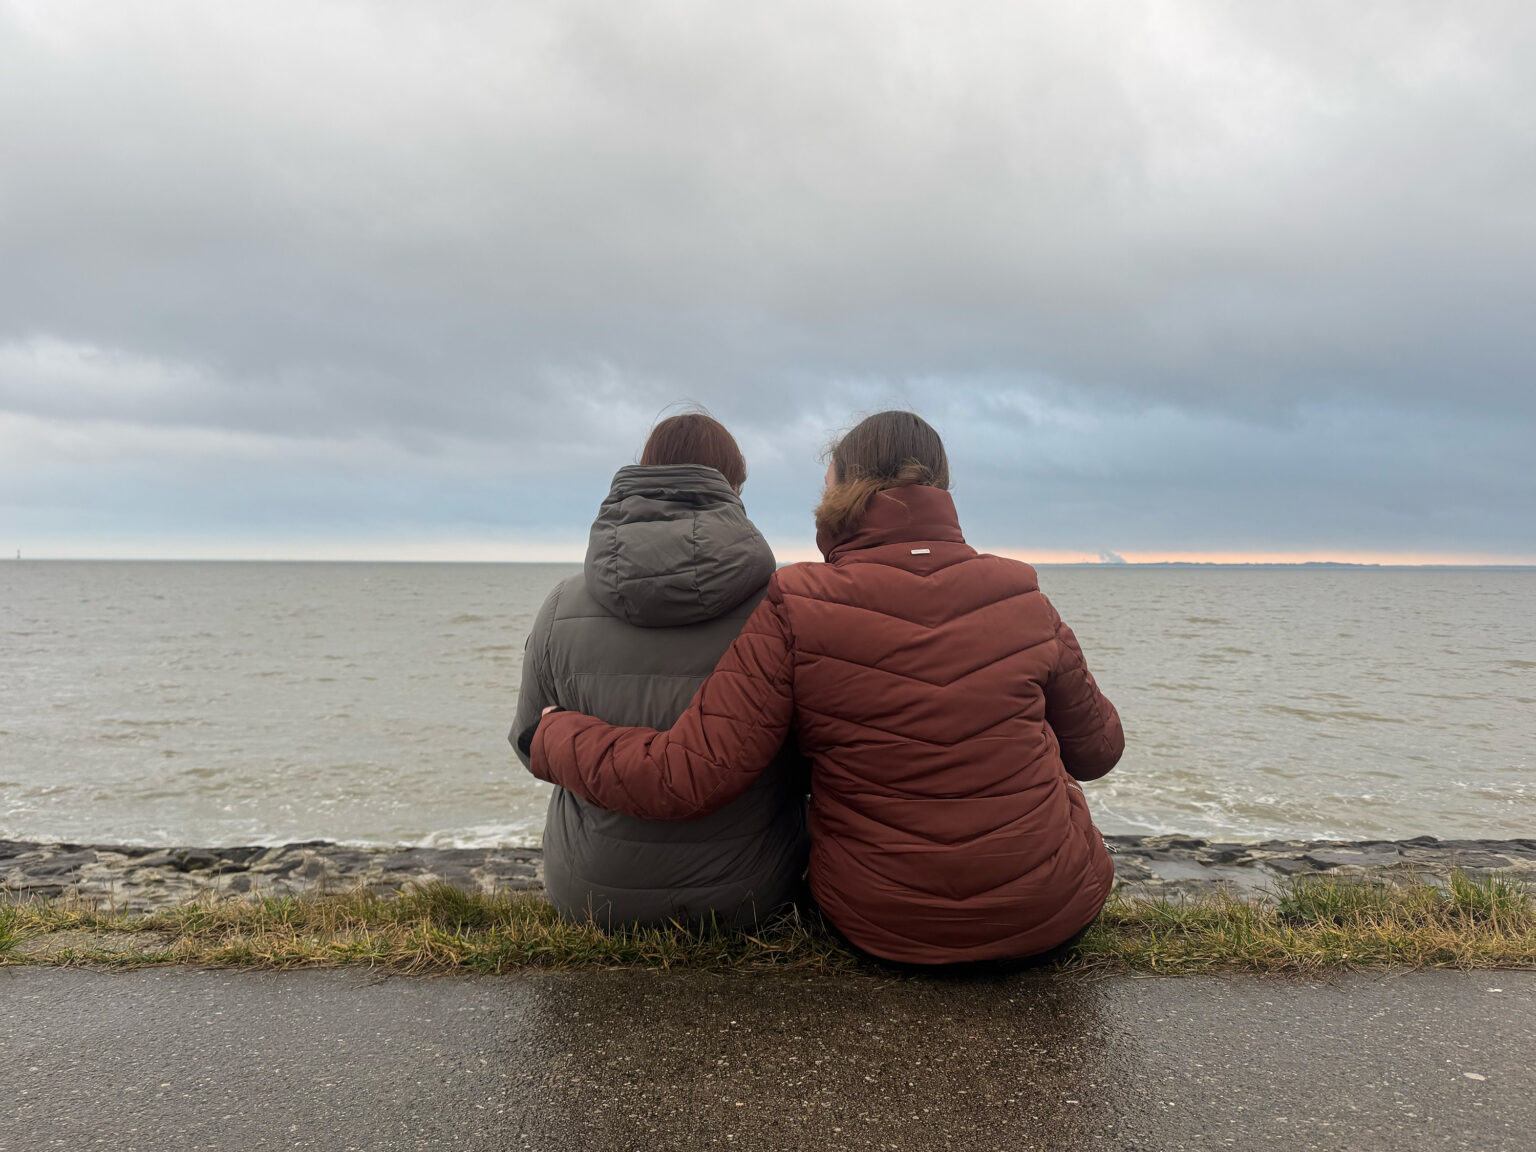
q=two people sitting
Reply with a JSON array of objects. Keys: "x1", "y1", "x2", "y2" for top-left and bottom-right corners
[{"x1": 512, "y1": 410, "x2": 1123, "y2": 968}]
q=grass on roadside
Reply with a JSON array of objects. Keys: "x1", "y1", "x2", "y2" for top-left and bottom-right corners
[
  {"x1": 2, "y1": 872, "x2": 1533, "y2": 975},
  {"x1": 1085, "y1": 871, "x2": 1536, "y2": 973}
]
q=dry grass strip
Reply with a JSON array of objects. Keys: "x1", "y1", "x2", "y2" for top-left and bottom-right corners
[{"x1": 2, "y1": 872, "x2": 1532, "y2": 976}]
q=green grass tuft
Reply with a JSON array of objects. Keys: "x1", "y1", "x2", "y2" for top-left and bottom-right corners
[
  {"x1": 1447, "y1": 871, "x2": 1529, "y2": 923},
  {"x1": 3, "y1": 870, "x2": 1532, "y2": 976}
]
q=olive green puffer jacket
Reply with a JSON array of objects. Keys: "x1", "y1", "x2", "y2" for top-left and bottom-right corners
[{"x1": 510, "y1": 463, "x2": 809, "y2": 927}]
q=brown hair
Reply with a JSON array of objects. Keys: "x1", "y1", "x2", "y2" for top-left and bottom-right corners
[
  {"x1": 639, "y1": 411, "x2": 748, "y2": 490},
  {"x1": 814, "y1": 410, "x2": 950, "y2": 537}
]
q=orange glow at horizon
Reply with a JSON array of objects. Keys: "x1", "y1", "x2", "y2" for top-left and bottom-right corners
[
  {"x1": 984, "y1": 548, "x2": 1536, "y2": 566},
  {"x1": 767, "y1": 542, "x2": 1536, "y2": 566}
]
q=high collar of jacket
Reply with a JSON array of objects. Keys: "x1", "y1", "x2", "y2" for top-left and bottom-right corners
[
  {"x1": 585, "y1": 464, "x2": 776, "y2": 628},
  {"x1": 817, "y1": 484, "x2": 967, "y2": 561}
]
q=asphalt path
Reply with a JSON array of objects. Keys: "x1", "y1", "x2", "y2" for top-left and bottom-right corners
[{"x1": 1, "y1": 966, "x2": 1531, "y2": 1151}]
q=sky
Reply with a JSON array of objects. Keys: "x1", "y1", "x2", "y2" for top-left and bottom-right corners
[{"x1": 2, "y1": 1, "x2": 1533, "y2": 564}]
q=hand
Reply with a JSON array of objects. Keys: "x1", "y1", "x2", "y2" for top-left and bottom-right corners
[{"x1": 542, "y1": 705, "x2": 559, "y2": 717}]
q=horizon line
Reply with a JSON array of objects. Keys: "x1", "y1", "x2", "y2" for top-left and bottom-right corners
[
  {"x1": 8, "y1": 553, "x2": 1535, "y2": 569},
  {"x1": 12, "y1": 533, "x2": 1536, "y2": 569}
]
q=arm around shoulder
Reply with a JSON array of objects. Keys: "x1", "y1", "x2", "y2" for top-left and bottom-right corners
[{"x1": 531, "y1": 581, "x2": 797, "y2": 820}]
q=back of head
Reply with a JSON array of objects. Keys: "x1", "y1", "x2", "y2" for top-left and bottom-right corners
[
  {"x1": 639, "y1": 411, "x2": 747, "y2": 491},
  {"x1": 815, "y1": 410, "x2": 949, "y2": 538}
]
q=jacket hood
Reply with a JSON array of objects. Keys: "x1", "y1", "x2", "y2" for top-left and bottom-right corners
[{"x1": 585, "y1": 464, "x2": 777, "y2": 627}]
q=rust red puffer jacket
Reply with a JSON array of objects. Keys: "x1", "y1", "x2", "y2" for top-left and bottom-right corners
[{"x1": 531, "y1": 484, "x2": 1124, "y2": 964}]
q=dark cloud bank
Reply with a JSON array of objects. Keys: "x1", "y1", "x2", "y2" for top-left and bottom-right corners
[{"x1": 2, "y1": 2, "x2": 1533, "y2": 560}]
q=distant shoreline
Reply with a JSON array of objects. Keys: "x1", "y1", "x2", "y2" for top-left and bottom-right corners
[{"x1": 7, "y1": 557, "x2": 1534, "y2": 569}]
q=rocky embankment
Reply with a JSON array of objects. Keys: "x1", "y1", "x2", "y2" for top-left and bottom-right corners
[{"x1": 3, "y1": 835, "x2": 1534, "y2": 915}]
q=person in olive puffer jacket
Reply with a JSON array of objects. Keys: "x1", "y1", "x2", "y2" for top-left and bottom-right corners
[
  {"x1": 510, "y1": 413, "x2": 809, "y2": 929},
  {"x1": 525, "y1": 411, "x2": 1123, "y2": 967}
]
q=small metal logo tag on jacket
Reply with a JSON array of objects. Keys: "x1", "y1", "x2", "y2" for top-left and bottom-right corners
[{"x1": 910, "y1": 548, "x2": 931, "y2": 555}]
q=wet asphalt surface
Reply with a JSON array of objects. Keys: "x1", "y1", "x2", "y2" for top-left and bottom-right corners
[{"x1": 1, "y1": 966, "x2": 1530, "y2": 1151}]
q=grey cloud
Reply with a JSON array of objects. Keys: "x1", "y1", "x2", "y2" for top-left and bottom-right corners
[{"x1": 1, "y1": 2, "x2": 1534, "y2": 555}]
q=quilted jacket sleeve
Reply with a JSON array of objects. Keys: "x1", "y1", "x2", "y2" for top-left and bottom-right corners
[
  {"x1": 529, "y1": 580, "x2": 796, "y2": 820},
  {"x1": 1043, "y1": 611, "x2": 1125, "y2": 781},
  {"x1": 509, "y1": 582, "x2": 562, "y2": 772}
]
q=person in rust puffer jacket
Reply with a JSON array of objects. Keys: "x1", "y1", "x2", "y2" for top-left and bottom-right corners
[{"x1": 526, "y1": 411, "x2": 1124, "y2": 966}]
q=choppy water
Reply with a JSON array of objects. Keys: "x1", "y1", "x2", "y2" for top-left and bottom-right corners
[{"x1": 2, "y1": 561, "x2": 1532, "y2": 846}]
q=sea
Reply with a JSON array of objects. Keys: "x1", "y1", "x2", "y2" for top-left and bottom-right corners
[{"x1": 2, "y1": 561, "x2": 1532, "y2": 848}]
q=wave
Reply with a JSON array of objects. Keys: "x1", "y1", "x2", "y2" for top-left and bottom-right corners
[
  {"x1": 1266, "y1": 704, "x2": 1408, "y2": 725},
  {"x1": 411, "y1": 823, "x2": 543, "y2": 850}
]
